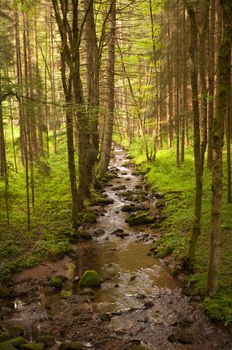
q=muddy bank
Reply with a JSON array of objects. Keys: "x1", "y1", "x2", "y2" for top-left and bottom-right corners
[{"x1": 0, "y1": 146, "x2": 232, "y2": 350}]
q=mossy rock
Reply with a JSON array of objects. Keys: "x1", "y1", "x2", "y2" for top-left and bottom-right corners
[
  {"x1": 0, "y1": 327, "x2": 10, "y2": 342},
  {"x1": 0, "y1": 285, "x2": 10, "y2": 298},
  {"x1": 155, "y1": 245, "x2": 173, "y2": 258},
  {"x1": 0, "y1": 343, "x2": 16, "y2": 350},
  {"x1": 49, "y1": 277, "x2": 63, "y2": 289},
  {"x1": 60, "y1": 341, "x2": 82, "y2": 350},
  {"x1": 131, "y1": 345, "x2": 150, "y2": 350},
  {"x1": 79, "y1": 231, "x2": 92, "y2": 240},
  {"x1": 37, "y1": 335, "x2": 55, "y2": 347},
  {"x1": 6, "y1": 325, "x2": 24, "y2": 338},
  {"x1": 83, "y1": 212, "x2": 97, "y2": 224},
  {"x1": 79, "y1": 270, "x2": 102, "y2": 288},
  {"x1": 20, "y1": 343, "x2": 44, "y2": 350},
  {"x1": 6, "y1": 337, "x2": 27, "y2": 347},
  {"x1": 126, "y1": 212, "x2": 155, "y2": 225}
]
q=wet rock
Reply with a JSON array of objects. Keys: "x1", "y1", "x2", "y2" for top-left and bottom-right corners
[
  {"x1": 79, "y1": 288, "x2": 95, "y2": 296},
  {"x1": 167, "y1": 331, "x2": 194, "y2": 344},
  {"x1": 6, "y1": 337, "x2": 27, "y2": 347},
  {"x1": 72, "y1": 308, "x2": 81, "y2": 316},
  {"x1": 119, "y1": 190, "x2": 133, "y2": 198},
  {"x1": 125, "y1": 177, "x2": 131, "y2": 181},
  {"x1": 121, "y1": 204, "x2": 138, "y2": 213},
  {"x1": 60, "y1": 341, "x2": 82, "y2": 350},
  {"x1": 111, "y1": 228, "x2": 124, "y2": 235},
  {"x1": 126, "y1": 212, "x2": 155, "y2": 225},
  {"x1": 93, "y1": 197, "x2": 114, "y2": 206},
  {"x1": 137, "y1": 316, "x2": 148, "y2": 323},
  {"x1": 112, "y1": 310, "x2": 122, "y2": 316},
  {"x1": 112, "y1": 185, "x2": 126, "y2": 191},
  {"x1": 20, "y1": 343, "x2": 45, "y2": 350},
  {"x1": 0, "y1": 306, "x2": 12, "y2": 319},
  {"x1": 49, "y1": 277, "x2": 63, "y2": 289},
  {"x1": 93, "y1": 229, "x2": 105, "y2": 236},
  {"x1": 0, "y1": 285, "x2": 10, "y2": 298},
  {"x1": 37, "y1": 335, "x2": 55, "y2": 347},
  {"x1": 79, "y1": 270, "x2": 102, "y2": 288},
  {"x1": 131, "y1": 345, "x2": 150, "y2": 350},
  {"x1": 100, "y1": 313, "x2": 111, "y2": 322},
  {"x1": 129, "y1": 275, "x2": 136, "y2": 281},
  {"x1": 143, "y1": 301, "x2": 154, "y2": 309},
  {"x1": 79, "y1": 231, "x2": 93, "y2": 240},
  {"x1": 115, "y1": 232, "x2": 129, "y2": 239},
  {"x1": 5, "y1": 324, "x2": 24, "y2": 338},
  {"x1": 136, "y1": 293, "x2": 146, "y2": 300}
]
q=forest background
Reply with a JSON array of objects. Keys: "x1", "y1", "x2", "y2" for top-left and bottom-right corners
[{"x1": 0, "y1": 0, "x2": 232, "y2": 326}]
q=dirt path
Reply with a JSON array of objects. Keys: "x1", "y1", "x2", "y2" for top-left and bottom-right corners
[{"x1": 1, "y1": 146, "x2": 232, "y2": 349}]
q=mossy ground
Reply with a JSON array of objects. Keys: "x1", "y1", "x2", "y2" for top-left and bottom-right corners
[
  {"x1": 0, "y1": 128, "x2": 74, "y2": 283},
  {"x1": 129, "y1": 137, "x2": 232, "y2": 325}
]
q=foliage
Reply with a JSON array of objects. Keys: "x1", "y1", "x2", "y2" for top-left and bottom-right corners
[{"x1": 129, "y1": 137, "x2": 232, "y2": 324}]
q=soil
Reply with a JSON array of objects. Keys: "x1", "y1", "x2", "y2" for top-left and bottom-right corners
[{"x1": 1, "y1": 146, "x2": 232, "y2": 350}]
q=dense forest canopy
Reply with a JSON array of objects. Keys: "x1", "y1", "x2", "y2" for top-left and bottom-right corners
[{"x1": 0, "y1": 0, "x2": 232, "y2": 327}]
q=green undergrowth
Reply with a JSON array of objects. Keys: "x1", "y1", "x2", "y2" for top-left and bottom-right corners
[
  {"x1": 129, "y1": 137, "x2": 232, "y2": 325},
  {"x1": 0, "y1": 129, "x2": 75, "y2": 283}
]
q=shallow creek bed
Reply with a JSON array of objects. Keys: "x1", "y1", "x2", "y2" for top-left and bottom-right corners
[{"x1": 0, "y1": 146, "x2": 232, "y2": 350}]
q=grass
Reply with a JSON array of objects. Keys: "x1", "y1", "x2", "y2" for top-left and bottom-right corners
[
  {"x1": 0, "y1": 128, "x2": 75, "y2": 284},
  {"x1": 129, "y1": 137, "x2": 232, "y2": 325}
]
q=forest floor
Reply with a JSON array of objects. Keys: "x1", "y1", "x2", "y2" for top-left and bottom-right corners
[{"x1": 0, "y1": 146, "x2": 232, "y2": 350}]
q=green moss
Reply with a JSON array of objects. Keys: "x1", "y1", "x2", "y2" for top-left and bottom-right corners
[
  {"x1": 82, "y1": 212, "x2": 97, "y2": 224},
  {"x1": 131, "y1": 345, "x2": 150, "y2": 350},
  {"x1": 60, "y1": 341, "x2": 82, "y2": 350},
  {"x1": 37, "y1": 335, "x2": 55, "y2": 347},
  {"x1": 6, "y1": 337, "x2": 27, "y2": 347},
  {"x1": 125, "y1": 212, "x2": 155, "y2": 225},
  {"x1": 0, "y1": 285, "x2": 10, "y2": 298},
  {"x1": 19, "y1": 343, "x2": 44, "y2": 350},
  {"x1": 0, "y1": 343, "x2": 16, "y2": 350},
  {"x1": 79, "y1": 270, "x2": 102, "y2": 288},
  {"x1": 49, "y1": 277, "x2": 63, "y2": 289}
]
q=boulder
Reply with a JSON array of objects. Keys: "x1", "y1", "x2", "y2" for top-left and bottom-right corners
[
  {"x1": 0, "y1": 286, "x2": 10, "y2": 298},
  {"x1": 79, "y1": 231, "x2": 92, "y2": 240},
  {"x1": 49, "y1": 277, "x2": 63, "y2": 289},
  {"x1": 60, "y1": 341, "x2": 82, "y2": 350},
  {"x1": 79, "y1": 270, "x2": 102, "y2": 288},
  {"x1": 6, "y1": 337, "x2": 27, "y2": 347},
  {"x1": 121, "y1": 204, "x2": 138, "y2": 213},
  {"x1": 126, "y1": 212, "x2": 155, "y2": 225},
  {"x1": 37, "y1": 335, "x2": 55, "y2": 348},
  {"x1": 19, "y1": 344, "x2": 45, "y2": 350}
]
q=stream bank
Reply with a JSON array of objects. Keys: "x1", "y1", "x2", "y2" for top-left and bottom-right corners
[{"x1": 0, "y1": 146, "x2": 232, "y2": 350}]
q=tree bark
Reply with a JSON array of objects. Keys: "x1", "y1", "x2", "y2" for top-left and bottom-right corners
[{"x1": 206, "y1": 0, "x2": 232, "y2": 296}]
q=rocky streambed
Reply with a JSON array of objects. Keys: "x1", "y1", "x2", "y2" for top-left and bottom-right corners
[{"x1": 0, "y1": 146, "x2": 232, "y2": 350}]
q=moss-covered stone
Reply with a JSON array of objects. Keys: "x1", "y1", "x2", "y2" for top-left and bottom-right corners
[
  {"x1": 0, "y1": 327, "x2": 10, "y2": 342},
  {"x1": 0, "y1": 343, "x2": 16, "y2": 350},
  {"x1": 6, "y1": 325, "x2": 24, "y2": 338},
  {"x1": 59, "y1": 341, "x2": 82, "y2": 350},
  {"x1": 6, "y1": 337, "x2": 27, "y2": 347},
  {"x1": 0, "y1": 285, "x2": 10, "y2": 298},
  {"x1": 49, "y1": 277, "x2": 63, "y2": 289},
  {"x1": 19, "y1": 343, "x2": 44, "y2": 350},
  {"x1": 79, "y1": 231, "x2": 92, "y2": 240},
  {"x1": 131, "y1": 345, "x2": 150, "y2": 350},
  {"x1": 79, "y1": 270, "x2": 102, "y2": 288},
  {"x1": 37, "y1": 335, "x2": 55, "y2": 347},
  {"x1": 126, "y1": 212, "x2": 155, "y2": 225},
  {"x1": 155, "y1": 244, "x2": 173, "y2": 258},
  {"x1": 83, "y1": 212, "x2": 97, "y2": 224}
]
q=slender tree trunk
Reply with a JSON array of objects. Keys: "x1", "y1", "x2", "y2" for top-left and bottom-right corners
[
  {"x1": 206, "y1": 0, "x2": 232, "y2": 297},
  {"x1": 227, "y1": 64, "x2": 231, "y2": 203},
  {"x1": 98, "y1": 0, "x2": 116, "y2": 177}
]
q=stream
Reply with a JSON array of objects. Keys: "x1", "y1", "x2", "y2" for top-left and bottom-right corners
[{"x1": 2, "y1": 146, "x2": 232, "y2": 349}]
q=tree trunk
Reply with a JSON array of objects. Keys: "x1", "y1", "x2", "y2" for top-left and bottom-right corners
[
  {"x1": 206, "y1": 0, "x2": 232, "y2": 296},
  {"x1": 98, "y1": 0, "x2": 116, "y2": 177}
]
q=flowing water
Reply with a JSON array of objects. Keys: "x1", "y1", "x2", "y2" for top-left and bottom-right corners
[{"x1": 3, "y1": 146, "x2": 232, "y2": 349}]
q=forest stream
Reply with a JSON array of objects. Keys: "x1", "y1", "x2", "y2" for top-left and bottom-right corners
[{"x1": 1, "y1": 146, "x2": 232, "y2": 350}]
